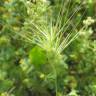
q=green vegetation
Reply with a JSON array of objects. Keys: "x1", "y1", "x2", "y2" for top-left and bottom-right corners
[{"x1": 0, "y1": 0, "x2": 95, "y2": 96}]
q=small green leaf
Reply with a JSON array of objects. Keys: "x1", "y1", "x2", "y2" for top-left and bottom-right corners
[{"x1": 29, "y1": 46, "x2": 47, "y2": 67}]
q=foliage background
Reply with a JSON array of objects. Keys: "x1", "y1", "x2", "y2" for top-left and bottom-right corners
[{"x1": 0, "y1": 0, "x2": 96, "y2": 96}]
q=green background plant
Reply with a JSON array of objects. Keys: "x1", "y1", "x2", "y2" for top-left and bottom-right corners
[{"x1": 0, "y1": 0, "x2": 95, "y2": 96}]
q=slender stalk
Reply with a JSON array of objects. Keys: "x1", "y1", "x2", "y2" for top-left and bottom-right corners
[{"x1": 47, "y1": 54, "x2": 58, "y2": 96}]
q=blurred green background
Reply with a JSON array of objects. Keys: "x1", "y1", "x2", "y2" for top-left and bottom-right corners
[{"x1": 0, "y1": 0, "x2": 96, "y2": 96}]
